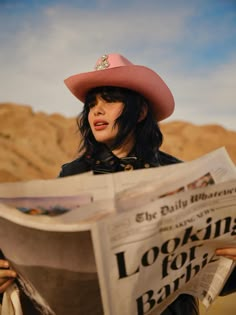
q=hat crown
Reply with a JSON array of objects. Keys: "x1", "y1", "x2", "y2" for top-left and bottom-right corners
[{"x1": 95, "y1": 53, "x2": 133, "y2": 71}]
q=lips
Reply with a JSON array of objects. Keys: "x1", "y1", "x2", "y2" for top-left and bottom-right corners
[{"x1": 93, "y1": 120, "x2": 108, "y2": 131}]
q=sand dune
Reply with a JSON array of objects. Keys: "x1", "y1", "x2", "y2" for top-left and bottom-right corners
[{"x1": 0, "y1": 103, "x2": 235, "y2": 182}]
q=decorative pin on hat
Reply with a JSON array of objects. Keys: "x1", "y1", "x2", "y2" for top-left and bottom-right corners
[{"x1": 95, "y1": 55, "x2": 110, "y2": 70}]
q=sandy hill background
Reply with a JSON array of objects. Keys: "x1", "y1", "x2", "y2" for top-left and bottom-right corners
[
  {"x1": 0, "y1": 103, "x2": 236, "y2": 314},
  {"x1": 0, "y1": 102, "x2": 235, "y2": 182}
]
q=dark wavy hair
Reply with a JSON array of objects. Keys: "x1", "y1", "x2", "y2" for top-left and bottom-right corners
[{"x1": 77, "y1": 86, "x2": 163, "y2": 161}]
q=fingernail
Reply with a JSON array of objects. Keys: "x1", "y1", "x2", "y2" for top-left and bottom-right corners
[{"x1": 4, "y1": 261, "x2": 9, "y2": 267}]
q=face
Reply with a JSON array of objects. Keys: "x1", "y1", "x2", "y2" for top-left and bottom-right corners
[{"x1": 88, "y1": 94, "x2": 124, "y2": 147}]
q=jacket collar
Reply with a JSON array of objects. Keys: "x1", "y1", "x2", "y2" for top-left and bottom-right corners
[{"x1": 88, "y1": 145, "x2": 157, "y2": 174}]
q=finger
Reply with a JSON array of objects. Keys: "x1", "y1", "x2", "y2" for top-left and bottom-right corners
[
  {"x1": 0, "y1": 269, "x2": 17, "y2": 281},
  {"x1": 0, "y1": 278, "x2": 15, "y2": 294},
  {"x1": 0, "y1": 260, "x2": 9, "y2": 268},
  {"x1": 215, "y1": 248, "x2": 236, "y2": 256}
]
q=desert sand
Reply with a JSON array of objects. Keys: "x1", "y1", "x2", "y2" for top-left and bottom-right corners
[{"x1": 0, "y1": 103, "x2": 235, "y2": 314}]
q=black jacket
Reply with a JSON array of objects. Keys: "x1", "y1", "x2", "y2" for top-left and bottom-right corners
[
  {"x1": 59, "y1": 147, "x2": 236, "y2": 315},
  {"x1": 59, "y1": 148, "x2": 181, "y2": 176}
]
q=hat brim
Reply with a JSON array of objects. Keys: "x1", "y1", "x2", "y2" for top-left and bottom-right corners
[{"x1": 64, "y1": 65, "x2": 174, "y2": 121}]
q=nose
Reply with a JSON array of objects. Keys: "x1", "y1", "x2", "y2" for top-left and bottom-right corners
[{"x1": 93, "y1": 99, "x2": 105, "y2": 116}]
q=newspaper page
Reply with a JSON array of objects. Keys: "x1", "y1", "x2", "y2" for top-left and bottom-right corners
[
  {"x1": 114, "y1": 147, "x2": 236, "y2": 211},
  {"x1": 0, "y1": 147, "x2": 235, "y2": 314},
  {"x1": 110, "y1": 147, "x2": 235, "y2": 194},
  {"x1": 0, "y1": 201, "x2": 113, "y2": 315},
  {"x1": 92, "y1": 182, "x2": 236, "y2": 315},
  {"x1": 0, "y1": 170, "x2": 114, "y2": 201},
  {"x1": 0, "y1": 173, "x2": 117, "y2": 315}
]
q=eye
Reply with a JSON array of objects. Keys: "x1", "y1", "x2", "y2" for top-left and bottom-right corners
[{"x1": 87, "y1": 101, "x2": 96, "y2": 109}]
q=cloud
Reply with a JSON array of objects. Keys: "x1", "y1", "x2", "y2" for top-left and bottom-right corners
[
  {"x1": 0, "y1": 3, "x2": 193, "y2": 110},
  {"x1": 168, "y1": 56, "x2": 236, "y2": 129},
  {"x1": 0, "y1": 1, "x2": 235, "y2": 130}
]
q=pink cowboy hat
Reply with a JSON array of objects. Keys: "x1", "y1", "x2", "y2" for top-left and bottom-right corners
[{"x1": 64, "y1": 53, "x2": 175, "y2": 121}]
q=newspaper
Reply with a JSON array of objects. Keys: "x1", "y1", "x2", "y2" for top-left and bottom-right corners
[{"x1": 0, "y1": 147, "x2": 235, "y2": 315}]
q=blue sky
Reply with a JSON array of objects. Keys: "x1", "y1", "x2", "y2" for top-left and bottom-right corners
[{"x1": 0, "y1": 0, "x2": 236, "y2": 130}]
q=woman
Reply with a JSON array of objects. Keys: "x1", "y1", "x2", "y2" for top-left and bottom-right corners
[
  {"x1": 59, "y1": 84, "x2": 181, "y2": 177},
  {"x1": 60, "y1": 53, "x2": 179, "y2": 177},
  {"x1": 1, "y1": 53, "x2": 236, "y2": 314}
]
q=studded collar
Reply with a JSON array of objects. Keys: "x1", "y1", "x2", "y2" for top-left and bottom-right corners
[
  {"x1": 87, "y1": 146, "x2": 157, "y2": 174},
  {"x1": 59, "y1": 145, "x2": 181, "y2": 177}
]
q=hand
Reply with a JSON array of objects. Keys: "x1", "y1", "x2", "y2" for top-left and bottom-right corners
[
  {"x1": 0, "y1": 259, "x2": 17, "y2": 293},
  {"x1": 215, "y1": 247, "x2": 236, "y2": 261}
]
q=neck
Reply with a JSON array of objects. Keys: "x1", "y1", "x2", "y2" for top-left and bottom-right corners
[{"x1": 110, "y1": 135, "x2": 135, "y2": 158}]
